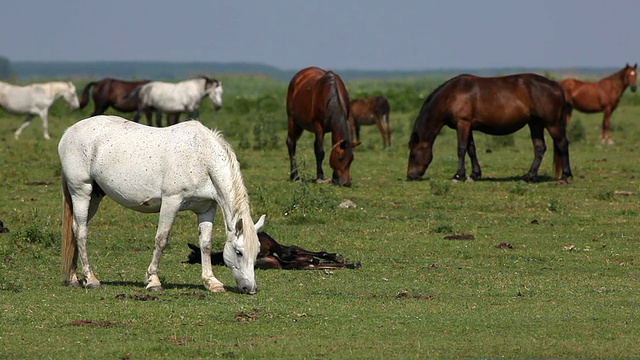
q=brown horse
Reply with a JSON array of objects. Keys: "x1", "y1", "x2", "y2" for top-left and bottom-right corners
[
  {"x1": 183, "y1": 231, "x2": 361, "y2": 270},
  {"x1": 559, "y1": 63, "x2": 637, "y2": 145},
  {"x1": 79, "y1": 78, "x2": 178, "y2": 127},
  {"x1": 407, "y1": 73, "x2": 572, "y2": 184},
  {"x1": 348, "y1": 96, "x2": 391, "y2": 149},
  {"x1": 286, "y1": 67, "x2": 360, "y2": 186}
]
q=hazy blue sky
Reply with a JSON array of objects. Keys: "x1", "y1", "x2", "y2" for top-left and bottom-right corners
[{"x1": 2, "y1": 1, "x2": 638, "y2": 70}]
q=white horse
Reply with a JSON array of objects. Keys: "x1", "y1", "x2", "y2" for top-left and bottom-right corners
[
  {"x1": 59, "y1": 115, "x2": 263, "y2": 294},
  {"x1": 131, "y1": 76, "x2": 223, "y2": 121},
  {"x1": 0, "y1": 81, "x2": 80, "y2": 140}
]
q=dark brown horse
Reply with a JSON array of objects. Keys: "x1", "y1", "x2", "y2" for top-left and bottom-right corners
[
  {"x1": 183, "y1": 231, "x2": 361, "y2": 270},
  {"x1": 407, "y1": 73, "x2": 572, "y2": 184},
  {"x1": 79, "y1": 78, "x2": 178, "y2": 127},
  {"x1": 559, "y1": 63, "x2": 637, "y2": 145},
  {"x1": 348, "y1": 96, "x2": 391, "y2": 149},
  {"x1": 286, "y1": 67, "x2": 360, "y2": 186}
]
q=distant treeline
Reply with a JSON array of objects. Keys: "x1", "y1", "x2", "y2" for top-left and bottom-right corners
[{"x1": 9, "y1": 60, "x2": 619, "y2": 82}]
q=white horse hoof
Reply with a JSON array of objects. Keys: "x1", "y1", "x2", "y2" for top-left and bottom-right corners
[
  {"x1": 85, "y1": 281, "x2": 101, "y2": 289},
  {"x1": 64, "y1": 279, "x2": 80, "y2": 287},
  {"x1": 146, "y1": 285, "x2": 164, "y2": 291},
  {"x1": 209, "y1": 284, "x2": 226, "y2": 292}
]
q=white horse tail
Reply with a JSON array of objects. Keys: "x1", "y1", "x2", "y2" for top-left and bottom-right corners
[
  {"x1": 61, "y1": 173, "x2": 76, "y2": 285},
  {"x1": 79, "y1": 81, "x2": 98, "y2": 109}
]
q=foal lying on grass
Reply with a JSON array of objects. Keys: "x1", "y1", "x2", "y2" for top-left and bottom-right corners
[{"x1": 184, "y1": 232, "x2": 361, "y2": 270}]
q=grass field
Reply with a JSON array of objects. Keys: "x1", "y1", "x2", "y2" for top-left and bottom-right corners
[{"x1": 1, "y1": 74, "x2": 640, "y2": 358}]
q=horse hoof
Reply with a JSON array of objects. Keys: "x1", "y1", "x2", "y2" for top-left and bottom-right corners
[
  {"x1": 555, "y1": 179, "x2": 569, "y2": 186},
  {"x1": 465, "y1": 177, "x2": 475, "y2": 183},
  {"x1": 209, "y1": 284, "x2": 226, "y2": 292},
  {"x1": 85, "y1": 281, "x2": 101, "y2": 289},
  {"x1": 64, "y1": 280, "x2": 80, "y2": 287},
  {"x1": 146, "y1": 285, "x2": 164, "y2": 292}
]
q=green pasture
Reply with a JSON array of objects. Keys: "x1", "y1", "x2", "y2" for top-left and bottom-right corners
[{"x1": 1, "y1": 74, "x2": 640, "y2": 358}]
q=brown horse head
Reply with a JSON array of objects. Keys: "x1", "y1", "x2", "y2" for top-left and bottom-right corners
[
  {"x1": 330, "y1": 140, "x2": 360, "y2": 186},
  {"x1": 625, "y1": 63, "x2": 638, "y2": 92},
  {"x1": 407, "y1": 131, "x2": 432, "y2": 181}
]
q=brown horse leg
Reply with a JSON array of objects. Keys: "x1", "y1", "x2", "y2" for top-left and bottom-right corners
[
  {"x1": 313, "y1": 129, "x2": 327, "y2": 181},
  {"x1": 145, "y1": 110, "x2": 154, "y2": 126},
  {"x1": 545, "y1": 120, "x2": 572, "y2": 182},
  {"x1": 467, "y1": 132, "x2": 481, "y2": 180},
  {"x1": 602, "y1": 110, "x2": 614, "y2": 145},
  {"x1": 91, "y1": 101, "x2": 109, "y2": 117},
  {"x1": 384, "y1": 113, "x2": 391, "y2": 148},
  {"x1": 354, "y1": 125, "x2": 362, "y2": 144},
  {"x1": 286, "y1": 120, "x2": 304, "y2": 181},
  {"x1": 453, "y1": 123, "x2": 471, "y2": 181},
  {"x1": 374, "y1": 117, "x2": 387, "y2": 149},
  {"x1": 522, "y1": 124, "x2": 546, "y2": 182},
  {"x1": 155, "y1": 110, "x2": 163, "y2": 127}
]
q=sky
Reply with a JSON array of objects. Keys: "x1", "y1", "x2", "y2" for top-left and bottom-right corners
[{"x1": 1, "y1": 0, "x2": 639, "y2": 71}]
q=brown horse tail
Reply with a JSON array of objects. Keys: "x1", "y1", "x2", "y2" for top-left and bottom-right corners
[
  {"x1": 61, "y1": 173, "x2": 76, "y2": 284},
  {"x1": 79, "y1": 81, "x2": 98, "y2": 109}
]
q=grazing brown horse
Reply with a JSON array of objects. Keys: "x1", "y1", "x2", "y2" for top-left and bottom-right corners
[
  {"x1": 407, "y1": 73, "x2": 572, "y2": 184},
  {"x1": 348, "y1": 96, "x2": 391, "y2": 149},
  {"x1": 559, "y1": 63, "x2": 637, "y2": 145},
  {"x1": 286, "y1": 67, "x2": 360, "y2": 186},
  {"x1": 79, "y1": 78, "x2": 178, "y2": 127},
  {"x1": 183, "y1": 231, "x2": 361, "y2": 270}
]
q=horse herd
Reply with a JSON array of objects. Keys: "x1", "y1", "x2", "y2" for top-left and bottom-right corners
[{"x1": 1, "y1": 63, "x2": 637, "y2": 294}]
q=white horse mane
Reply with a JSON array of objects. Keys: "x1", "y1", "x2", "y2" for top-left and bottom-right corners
[
  {"x1": 207, "y1": 128, "x2": 259, "y2": 259},
  {"x1": 209, "y1": 128, "x2": 252, "y2": 218}
]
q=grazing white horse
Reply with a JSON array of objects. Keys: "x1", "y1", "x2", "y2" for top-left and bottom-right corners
[
  {"x1": 131, "y1": 76, "x2": 223, "y2": 120},
  {"x1": 0, "y1": 81, "x2": 80, "y2": 140},
  {"x1": 59, "y1": 115, "x2": 263, "y2": 294}
]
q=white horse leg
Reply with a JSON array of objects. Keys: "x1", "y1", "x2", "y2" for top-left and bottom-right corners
[
  {"x1": 14, "y1": 114, "x2": 34, "y2": 140},
  {"x1": 197, "y1": 209, "x2": 225, "y2": 292},
  {"x1": 72, "y1": 185, "x2": 101, "y2": 288},
  {"x1": 145, "y1": 198, "x2": 180, "y2": 291},
  {"x1": 40, "y1": 111, "x2": 51, "y2": 140},
  {"x1": 65, "y1": 191, "x2": 103, "y2": 287}
]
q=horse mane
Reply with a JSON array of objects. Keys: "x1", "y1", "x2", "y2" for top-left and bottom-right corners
[
  {"x1": 412, "y1": 76, "x2": 461, "y2": 133},
  {"x1": 603, "y1": 66, "x2": 630, "y2": 87},
  {"x1": 321, "y1": 71, "x2": 350, "y2": 140},
  {"x1": 207, "y1": 128, "x2": 258, "y2": 253}
]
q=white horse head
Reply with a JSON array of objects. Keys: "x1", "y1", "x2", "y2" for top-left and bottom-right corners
[
  {"x1": 205, "y1": 78, "x2": 223, "y2": 110},
  {"x1": 223, "y1": 214, "x2": 265, "y2": 294},
  {"x1": 58, "y1": 82, "x2": 80, "y2": 109}
]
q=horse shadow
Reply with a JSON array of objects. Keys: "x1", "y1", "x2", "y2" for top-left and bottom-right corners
[
  {"x1": 399, "y1": 175, "x2": 556, "y2": 183},
  {"x1": 473, "y1": 175, "x2": 556, "y2": 183},
  {"x1": 100, "y1": 280, "x2": 211, "y2": 292}
]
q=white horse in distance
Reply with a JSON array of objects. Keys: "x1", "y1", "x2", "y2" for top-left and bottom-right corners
[
  {"x1": 0, "y1": 81, "x2": 79, "y2": 140},
  {"x1": 59, "y1": 115, "x2": 263, "y2": 294},
  {"x1": 130, "y1": 76, "x2": 223, "y2": 121}
]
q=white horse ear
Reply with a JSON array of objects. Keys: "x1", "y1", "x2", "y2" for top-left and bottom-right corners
[{"x1": 254, "y1": 214, "x2": 266, "y2": 232}]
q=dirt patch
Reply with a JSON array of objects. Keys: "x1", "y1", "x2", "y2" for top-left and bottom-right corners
[
  {"x1": 25, "y1": 181, "x2": 53, "y2": 186},
  {"x1": 71, "y1": 320, "x2": 118, "y2": 327},
  {"x1": 495, "y1": 242, "x2": 513, "y2": 249},
  {"x1": 444, "y1": 234, "x2": 474, "y2": 240},
  {"x1": 115, "y1": 293, "x2": 158, "y2": 301},
  {"x1": 162, "y1": 336, "x2": 191, "y2": 347},
  {"x1": 396, "y1": 291, "x2": 434, "y2": 300}
]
